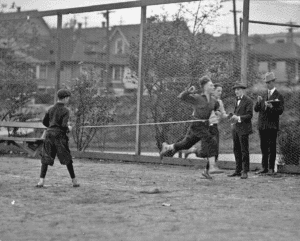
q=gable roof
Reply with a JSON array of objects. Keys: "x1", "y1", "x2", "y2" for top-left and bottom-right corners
[
  {"x1": 1, "y1": 10, "x2": 51, "y2": 37},
  {"x1": 33, "y1": 24, "x2": 139, "y2": 64},
  {"x1": 112, "y1": 24, "x2": 140, "y2": 43},
  {"x1": 34, "y1": 27, "x2": 108, "y2": 63}
]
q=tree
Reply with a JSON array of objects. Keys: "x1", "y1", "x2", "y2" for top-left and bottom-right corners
[
  {"x1": 130, "y1": 16, "x2": 194, "y2": 150},
  {"x1": 69, "y1": 67, "x2": 117, "y2": 151},
  {"x1": 0, "y1": 4, "x2": 41, "y2": 122},
  {"x1": 129, "y1": 3, "x2": 229, "y2": 151}
]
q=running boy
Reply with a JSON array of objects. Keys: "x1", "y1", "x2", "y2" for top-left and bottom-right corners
[
  {"x1": 160, "y1": 76, "x2": 220, "y2": 179},
  {"x1": 36, "y1": 89, "x2": 79, "y2": 188}
]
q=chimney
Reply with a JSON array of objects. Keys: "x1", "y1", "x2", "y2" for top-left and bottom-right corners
[
  {"x1": 287, "y1": 27, "x2": 294, "y2": 43},
  {"x1": 74, "y1": 23, "x2": 82, "y2": 40},
  {"x1": 17, "y1": 7, "x2": 21, "y2": 12},
  {"x1": 102, "y1": 21, "x2": 106, "y2": 28}
]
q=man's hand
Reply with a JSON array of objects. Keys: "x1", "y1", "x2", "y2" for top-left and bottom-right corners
[
  {"x1": 257, "y1": 95, "x2": 262, "y2": 102},
  {"x1": 230, "y1": 114, "x2": 239, "y2": 123},
  {"x1": 265, "y1": 101, "x2": 273, "y2": 108},
  {"x1": 215, "y1": 110, "x2": 221, "y2": 116}
]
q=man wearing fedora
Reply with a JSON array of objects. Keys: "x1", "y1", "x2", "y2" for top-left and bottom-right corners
[
  {"x1": 254, "y1": 72, "x2": 284, "y2": 175},
  {"x1": 228, "y1": 82, "x2": 253, "y2": 179}
]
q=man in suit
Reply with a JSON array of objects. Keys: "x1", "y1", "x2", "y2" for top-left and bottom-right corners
[
  {"x1": 254, "y1": 72, "x2": 284, "y2": 175},
  {"x1": 228, "y1": 82, "x2": 253, "y2": 179}
]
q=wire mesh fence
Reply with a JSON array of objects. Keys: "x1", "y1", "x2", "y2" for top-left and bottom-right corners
[
  {"x1": 248, "y1": 21, "x2": 300, "y2": 166},
  {"x1": 0, "y1": 1, "x2": 299, "y2": 168}
]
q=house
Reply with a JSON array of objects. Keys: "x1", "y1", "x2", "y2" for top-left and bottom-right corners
[
  {"x1": 261, "y1": 29, "x2": 300, "y2": 46},
  {"x1": 211, "y1": 33, "x2": 300, "y2": 85},
  {"x1": 32, "y1": 23, "x2": 140, "y2": 96},
  {"x1": 252, "y1": 42, "x2": 300, "y2": 84},
  {"x1": 0, "y1": 9, "x2": 52, "y2": 68},
  {"x1": 0, "y1": 8, "x2": 141, "y2": 96}
]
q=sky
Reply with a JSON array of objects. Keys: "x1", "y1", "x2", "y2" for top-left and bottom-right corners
[{"x1": 2, "y1": 0, "x2": 300, "y2": 35}]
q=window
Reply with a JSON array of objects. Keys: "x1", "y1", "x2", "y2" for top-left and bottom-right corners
[
  {"x1": 270, "y1": 61, "x2": 277, "y2": 70},
  {"x1": 36, "y1": 65, "x2": 48, "y2": 79},
  {"x1": 113, "y1": 66, "x2": 124, "y2": 81},
  {"x1": 115, "y1": 38, "x2": 124, "y2": 54},
  {"x1": 276, "y1": 39, "x2": 285, "y2": 43}
]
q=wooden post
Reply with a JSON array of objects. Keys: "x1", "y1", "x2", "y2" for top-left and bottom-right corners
[
  {"x1": 232, "y1": 0, "x2": 238, "y2": 38},
  {"x1": 232, "y1": 0, "x2": 240, "y2": 80},
  {"x1": 241, "y1": 0, "x2": 250, "y2": 85},
  {"x1": 295, "y1": 60, "x2": 299, "y2": 83},
  {"x1": 105, "y1": 10, "x2": 111, "y2": 91},
  {"x1": 135, "y1": 6, "x2": 147, "y2": 155},
  {"x1": 54, "y1": 13, "x2": 62, "y2": 103}
]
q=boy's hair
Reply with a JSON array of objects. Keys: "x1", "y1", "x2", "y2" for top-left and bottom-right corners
[
  {"x1": 57, "y1": 89, "x2": 71, "y2": 100},
  {"x1": 214, "y1": 83, "x2": 223, "y2": 88},
  {"x1": 199, "y1": 76, "x2": 212, "y2": 88}
]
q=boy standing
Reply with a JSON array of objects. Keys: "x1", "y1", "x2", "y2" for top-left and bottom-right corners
[{"x1": 36, "y1": 89, "x2": 79, "y2": 188}]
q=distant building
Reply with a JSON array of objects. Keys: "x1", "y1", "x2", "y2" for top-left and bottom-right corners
[
  {"x1": 261, "y1": 29, "x2": 300, "y2": 46},
  {"x1": 252, "y1": 42, "x2": 300, "y2": 84},
  {"x1": 33, "y1": 23, "x2": 141, "y2": 96}
]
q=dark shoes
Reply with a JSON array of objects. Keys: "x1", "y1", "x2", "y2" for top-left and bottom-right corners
[
  {"x1": 256, "y1": 169, "x2": 268, "y2": 175},
  {"x1": 228, "y1": 172, "x2": 248, "y2": 179},
  {"x1": 202, "y1": 169, "x2": 213, "y2": 179},
  {"x1": 228, "y1": 172, "x2": 241, "y2": 177},
  {"x1": 266, "y1": 170, "x2": 275, "y2": 175},
  {"x1": 241, "y1": 172, "x2": 248, "y2": 179}
]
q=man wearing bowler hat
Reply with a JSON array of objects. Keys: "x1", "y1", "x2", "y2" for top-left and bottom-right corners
[
  {"x1": 254, "y1": 72, "x2": 284, "y2": 175},
  {"x1": 228, "y1": 82, "x2": 253, "y2": 179}
]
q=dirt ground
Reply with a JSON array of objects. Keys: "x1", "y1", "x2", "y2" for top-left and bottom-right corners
[{"x1": 1, "y1": 156, "x2": 300, "y2": 241}]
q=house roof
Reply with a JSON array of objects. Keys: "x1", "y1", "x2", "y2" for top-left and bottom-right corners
[
  {"x1": 252, "y1": 42, "x2": 300, "y2": 59},
  {"x1": 34, "y1": 27, "x2": 108, "y2": 63},
  {"x1": 1, "y1": 10, "x2": 51, "y2": 37},
  {"x1": 33, "y1": 24, "x2": 140, "y2": 64},
  {"x1": 112, "y1": 24, "x2": 140, "y2": 43}
]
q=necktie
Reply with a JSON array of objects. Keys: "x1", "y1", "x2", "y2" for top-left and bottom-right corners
[
  {"x1": 236, "y1": 97, "x2": 241, "y2": 106},
  {"x1": 268, "y1": 90, "x2": 271, "y2": 100}
]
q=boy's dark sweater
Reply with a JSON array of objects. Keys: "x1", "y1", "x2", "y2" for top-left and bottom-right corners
[{"x1": 43, "y1": 102, "x2": 70, "y2": 133}]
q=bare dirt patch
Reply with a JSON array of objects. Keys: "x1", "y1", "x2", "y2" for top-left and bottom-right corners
[{"x1": 0, "y1": 156, "x2": 300, "y2": 241}]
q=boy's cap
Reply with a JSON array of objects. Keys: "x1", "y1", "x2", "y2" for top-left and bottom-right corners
[{"x1": 57, "y1": 89, "x2": 71, "y2": 99}]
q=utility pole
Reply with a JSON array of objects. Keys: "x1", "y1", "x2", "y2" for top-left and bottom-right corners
[
  {"x1": 232, "y1": 0, "x2": 238, "y2": 37},
  {"x1": 241, "y1": 0, "x2": 250, "y2": 85},
  {"x1": 54, "y1": 13, "x2": 62, "y2": 103},
  {"x1": 230, "y1": 0, "x2": 241, "y2": 80},
  {"x1": 103, "y1": 10, "x2": 111, "y2": 92},
  {"x1": 135, "y1": 6, "x2": 147, "y2": 155}
]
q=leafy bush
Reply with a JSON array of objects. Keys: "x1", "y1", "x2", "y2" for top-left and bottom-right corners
[
  {"x1": 68, "y1": 69, "x2": 117, "y2": 151},
  {"x1": 278, "y1": 120, "x2": 300, "y2": 165}
]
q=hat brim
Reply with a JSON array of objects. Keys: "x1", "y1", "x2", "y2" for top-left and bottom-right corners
[
  {"x1": 232, "y1": 86, "x2": 246, "y2": 89},
  {"x1": 265, "y1": 78, "x2": 276, "y2": 83}
]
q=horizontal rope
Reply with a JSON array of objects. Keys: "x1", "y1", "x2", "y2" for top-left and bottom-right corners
[{"x1": 80, "y1": 119, "x2": 208, "y2": 128}]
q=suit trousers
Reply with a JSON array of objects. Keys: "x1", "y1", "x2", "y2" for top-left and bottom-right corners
[
  {"x1": 232, "y1": 128, "x2": 250, "y2": 173},
  {"x1": 259, "y1": 129, "x2": 278, "y2": 171},
  {"x1": 209, "y1": 124, "x2": 219, "y2": 160}
]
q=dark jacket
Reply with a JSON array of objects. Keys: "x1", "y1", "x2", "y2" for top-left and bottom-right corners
[
  {"x1": 178, "y1": 91, "x2": 219, "y2": 120},
  {"x1": 42, "y1": 102, "x2": 70, "y2": 133},
  {"x1": 233, "y1": 95, "x2": 253, "y2": 135},
  {"x1": 254, "y1": 89, "x2": 284, "y2": 130}
]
